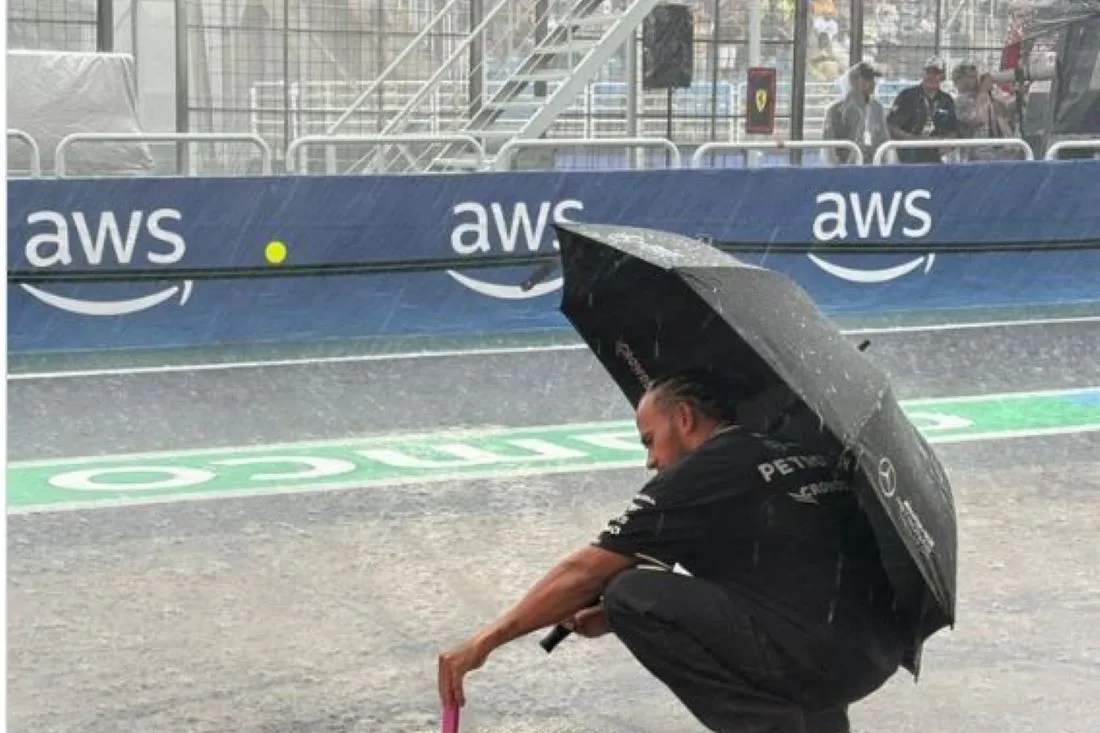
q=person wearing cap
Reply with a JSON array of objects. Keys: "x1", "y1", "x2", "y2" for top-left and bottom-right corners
[
  {"x1": 886, "y1": 56, "x2": 959, "y2": 163},
  {"x1": 438, "y1": 370, "x2": 908, "y2": 733},
  {"x1": 822, "y1": 61, "x2": 891, "y2": 164},
  {"x1": 953, "y1": 60, "x2": 1023, "y2": 161}
]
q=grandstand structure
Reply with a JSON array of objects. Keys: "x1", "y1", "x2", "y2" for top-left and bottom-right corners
[{"x1": 8, "y1": 0, "x2": 1021, "y2": 176}]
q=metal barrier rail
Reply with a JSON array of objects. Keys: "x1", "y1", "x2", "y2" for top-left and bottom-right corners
[
  {"x1": 494, "y1": 137, "x2": 682, "y2": 171},
  {"x1": 7, "y1": 129, "x2": 42, "y2": 177},
  {"x1": 55, "y1": 133, "x2": 274, "y2": 177},
  {"x1": 285, "y1": 134, "x2": 487, "y2": 174},
  {"x1": 691, "y1": 140, "x2": 863, "y2": 167},
  {"x1": 1045, "y1": 140, "x2": 1100, "y2": 159},
  {"x1": 873, "y1": 138, "x2": 1035, "y2": 164}
]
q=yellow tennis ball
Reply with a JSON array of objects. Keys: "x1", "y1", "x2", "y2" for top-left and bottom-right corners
[{"x1": 265, "y1": 240, "x2": 287, "y2": 265}]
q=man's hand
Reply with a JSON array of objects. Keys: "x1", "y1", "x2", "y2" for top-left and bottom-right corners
[
  {"x1": 561, "y1": 604, "x2": 610, "y2": 638},
  {"x1": 434, "y1": 545, "x2": 634, "y2": 710},
  {"x1": 438, "y1": 636, "x2": 492, "y2": 708}
]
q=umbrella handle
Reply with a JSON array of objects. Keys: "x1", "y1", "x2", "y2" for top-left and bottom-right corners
[
  {"x1": 539, "y1": 597, "x2": 602, "y2": 653},
  {"x1": 539, "y1": 624, "x2": 572, "y2": 653}
]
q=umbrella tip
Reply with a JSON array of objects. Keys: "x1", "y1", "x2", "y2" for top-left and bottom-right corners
[{"x1": 520, "y1": 261, "x2": 560, "y2": 291}]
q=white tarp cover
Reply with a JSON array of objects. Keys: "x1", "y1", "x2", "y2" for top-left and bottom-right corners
[{"x1": 7, "y1": 49, "x2": 156, "y2": 176}]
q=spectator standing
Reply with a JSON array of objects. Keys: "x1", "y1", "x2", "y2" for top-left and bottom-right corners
[
  {"x1": 953, "y1": 61, "x2": 1024, "y2": 161},
  {"x1": 822, "y1": 61, "x2": 891, "y2": 164},
  {"x1": 886, "y1": 57, "x2": 959, "y2": 163}
]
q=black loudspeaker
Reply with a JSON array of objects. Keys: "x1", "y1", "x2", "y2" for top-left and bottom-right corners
[{"x1": 642, "y1": 4, "x2": 693, "y2": 90}]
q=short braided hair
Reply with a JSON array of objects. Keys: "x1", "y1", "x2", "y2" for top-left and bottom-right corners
[{"x1": 647, "y1": 368, "x2": 757, "y2": 426}]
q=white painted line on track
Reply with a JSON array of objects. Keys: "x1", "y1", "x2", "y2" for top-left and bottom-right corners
[
  {"x1": 8, "y1": 314, "x2": 1100, "y2": 382},
  {"x1": 10, "y1": 343, "x2": 586, "y2": 381},
  {"x1": 840, "y1": 314, "x2": 1100, "y2": 335},
  {"x1": 901, "y1": 385, "x2": 1100, "y2": 405}
]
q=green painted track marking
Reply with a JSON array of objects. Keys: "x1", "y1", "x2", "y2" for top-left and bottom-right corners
[{"x1": 8, "y1": 387, "x2": 1100, "y2": 514}]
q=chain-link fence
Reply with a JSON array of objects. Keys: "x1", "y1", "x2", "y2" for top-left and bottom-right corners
[
  {"x1": 8, "y1": 0, "x2": 99, "y2": 51},
  {"x1": 8, "y1": 0, "x2": 1017, "y2": 174}
]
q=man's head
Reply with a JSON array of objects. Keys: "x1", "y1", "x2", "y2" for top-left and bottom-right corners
[
  {"x1": 849, "y1": 61, "x2": 881, "y2": 98},
  {"x1": 952, "y1": 60, "x2": 979, "y2": 93},
  {"x1": 635, "y1": 371, "x2": 747, "y2": 473},
  {"x1": 922, "y1": 57, "x2": 947, "y2": 92}
]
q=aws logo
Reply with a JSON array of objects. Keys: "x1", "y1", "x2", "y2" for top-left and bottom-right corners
[
  {"x1": 20, "y1": 208, "x2": 193, "y2": 316},
  {"x1": 809, "y1": 190, "x2": 935, "y2": 283},
  {"x1": 447, "y1": 199, "x2": 584, "y2": 299}
]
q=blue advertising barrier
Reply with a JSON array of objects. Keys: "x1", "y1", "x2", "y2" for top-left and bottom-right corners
[{"x1": 8, "y1": 160, "x2": 1100, "y2": 353}]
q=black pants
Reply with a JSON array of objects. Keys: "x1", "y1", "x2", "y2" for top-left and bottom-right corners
[{"x1": 603, "y1": 568, "x2": 901, "y2": 733}]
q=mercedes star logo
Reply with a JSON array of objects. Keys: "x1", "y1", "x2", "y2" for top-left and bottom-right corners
[{"x1": 877, "y1": 457, "x2": 897, "y2": 498}]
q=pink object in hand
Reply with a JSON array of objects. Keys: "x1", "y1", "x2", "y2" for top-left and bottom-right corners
[{"x1": 442, "y1": 705, "x2": 460, "y2": 733}]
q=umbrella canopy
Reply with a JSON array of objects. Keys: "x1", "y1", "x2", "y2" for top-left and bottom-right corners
[{"x1": 554, "y1": 221, "x2": 958, "y2": 676}]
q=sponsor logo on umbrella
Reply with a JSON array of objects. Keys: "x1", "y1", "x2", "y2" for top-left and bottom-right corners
[
  {"x1": 615, "y1": 339, "x2": 652, "y2": 389},
  {"x1": 877, "y1": 456, "x2": 898, "y2": 498},
  {"x1": 899, "y1": 499, "x2": 937, "y2": 556}
]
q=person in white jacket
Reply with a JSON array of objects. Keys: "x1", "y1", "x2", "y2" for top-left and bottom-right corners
[{"x1": 822, "y1": 61, "x2": 892, "y2": 165}]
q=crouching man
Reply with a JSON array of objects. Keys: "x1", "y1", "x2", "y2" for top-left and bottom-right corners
[{"x1": 438, "y1": 372, "x2": 908, "y2": 733}]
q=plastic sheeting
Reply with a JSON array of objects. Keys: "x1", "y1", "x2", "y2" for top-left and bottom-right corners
[
  {"x1": 7, "y1": 50, "x2": 155, "y2": 177},
  {"x1": 822, "y1": 63, "x2": 893, "y2": 165},
  {"x1": 1052, "y1": 14, "x2": 1100, "y2": 134},
  {"x1": 1005, "y1": 1, "x2": 1100, "y2": 141}
]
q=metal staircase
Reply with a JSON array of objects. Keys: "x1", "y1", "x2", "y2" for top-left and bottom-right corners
[{"x1": 428, "y1": 0, "x2": 663, "y2": 171}]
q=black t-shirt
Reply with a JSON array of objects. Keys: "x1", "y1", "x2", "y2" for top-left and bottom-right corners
[
  {"x1": 886, "y1": 85, "x2": 959, "y2": 163},
  {"x1": 594, "y1": 428, "x2": 898, "y2": 635}
]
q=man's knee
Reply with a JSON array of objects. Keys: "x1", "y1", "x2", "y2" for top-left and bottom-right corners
[{"x1": 603, "y1": 567, "x2": 670, "y2": 627}]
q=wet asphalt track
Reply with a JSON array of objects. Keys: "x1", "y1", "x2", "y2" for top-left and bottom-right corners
[
  {"x1": 7, "y1": 319, "x2": 1100, "y2": 733},
  {"x1": 8, "y1": 319, "x2": 1100, "y2": 461}
]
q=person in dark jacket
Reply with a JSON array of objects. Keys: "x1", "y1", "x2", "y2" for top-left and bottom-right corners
[
  {"x1": 437, "y1": 371, "x2": 907, "y2": 733},
  {"x1": 886, "y1": 56, "x2": 960, "y2": 163}
]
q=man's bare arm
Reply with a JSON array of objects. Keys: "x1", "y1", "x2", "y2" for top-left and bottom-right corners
[
  {"x1": 438, "y1": 545, "x2": 638, "y2": 706},
  {"x1": 472, "y1": 545, "x2": 637, "y2": 653}
]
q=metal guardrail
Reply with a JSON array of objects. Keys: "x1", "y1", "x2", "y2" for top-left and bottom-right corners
[
  {"x1": 285, "y1": 134, "x2": 487, "y2": 174},
  {"x1": 55, "y1": 133, "x2": 274, "y2": 177},
  {"x1": 691, "y1": 140, "x2": 863, "y2": 167},
  {"x1": 21, "y1": 131, "x2": 1098, "y2": 178},
  {"x1": 873, "y1": 138, "x2": 1035, "y2": 164},
  {"x1": 1045, "y1": 140, "x2": 1100, "y2": 159},
  {"x1": 7, "y1": 129, "x2": 42, "y2": 177},
  {"x1": 494, "y1": 137, "x2": 682, "y2": 170}
]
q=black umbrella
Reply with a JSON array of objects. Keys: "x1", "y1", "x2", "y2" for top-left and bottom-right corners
[{"x1": 550, "y1": 221, "x2": 958, "y2": 676}]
